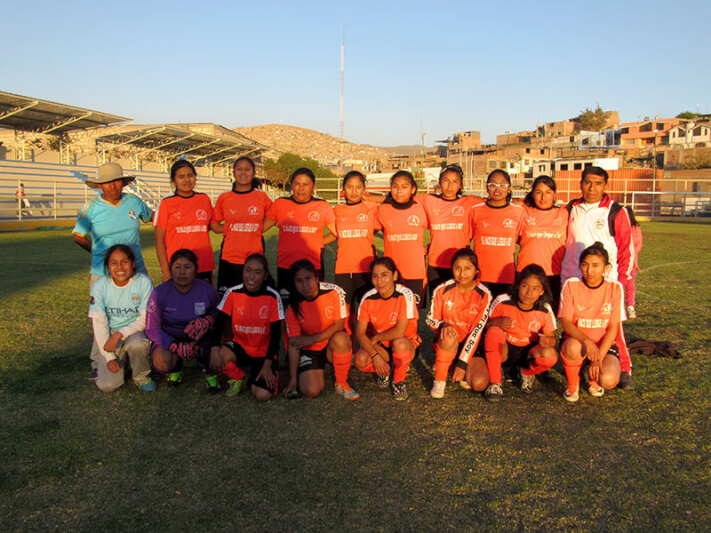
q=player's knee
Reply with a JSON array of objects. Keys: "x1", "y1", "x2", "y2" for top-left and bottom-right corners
[
  {"x1": 391, "y1": 337, "x2": 410, "y2": 355},
  {"x1": 330, "y1": 331, "x2": 352, "y2": 352},
  {"x1": 354, "y1": 351, "x2": 370, "y2": 370},
  {"x1": 252, "y1": 386, "x2": 273, "y2": 402},
  {"x1": 301, "y1": 384, "x2": 322, "y2": 398}
]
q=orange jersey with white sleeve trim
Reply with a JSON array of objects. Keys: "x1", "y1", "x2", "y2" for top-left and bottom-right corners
[
  {"x1": 334, "y1": 201, "x2": 380, "y2": 274},
  {"x1": 518, "y1": 205, "x2": 568, "y2": 275},
  {"x1": 488, "y1": 294, "x2": 557, "y2": 346},
  {"x1": 266, "y1": 196, "x2": 335, "y2": 269},
  {"x1": 285, "y1": 282, "x2": 348, "y2": 351},
  {"x1": 357, "y1": 285, "x2": 421, "y2": 348},
  {"x1": 377, "y1": 201, "x2": 427, "y2": 280},
  {"x1": 218, "y1": 285, "x2": 284, "y2": 358},
  {"x1": 558, "y1": 278, "x2": 626, "y2": 344},
  {"x1": 416, "y1": 194, "x2": 482, "y2": 268},
  {"x1": 154, "y1": 193, "x2": 215, "y2": 272},
  {"x1": 470, "y1": 202, "x2": 523, "y2": 284},
  {"x1": 213, "y1": 188, "x2": 272, "y2": 264},
  {"x1": 426, "y1": 279, "x2": 491, "y2": 364}
]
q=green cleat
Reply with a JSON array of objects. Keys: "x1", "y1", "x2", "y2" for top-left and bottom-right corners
[
  {"x1": 167, "y1": 371, "x2": 183, "y2": 388},
  {"x1": 225, "y1": 378, "x2": 245, "y2": 398},
  {"x1": 204, "y1": 374, "x2": 220, "y2": 394}
]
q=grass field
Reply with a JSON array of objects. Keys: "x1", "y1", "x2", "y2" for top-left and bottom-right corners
[{"x1": 1, "y1": 222, "x2": 710, "y2": 532}]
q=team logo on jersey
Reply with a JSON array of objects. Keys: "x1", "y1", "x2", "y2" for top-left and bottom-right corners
[
  {"x1": 196, "y1": 209, "x2": 208, "y2": 220},
  {"x1": 287, "y1": 210, "x2": 295, "y2": 218},
  {"x1": 357, "y1": 213, "x2": 369, "y2": 223},
  {"x1": 577, "y1": 304, "x2": 586, "y2": 312},
  {"x1": 503, "y1": 218, "x2": 516, "y2": 229},
  {"x1": 324, "y1": 306, "x2": 334, "y2": 319},
  {"x1": 407, "y1": 215, "x2": 421, "y2": 226},
  {"x1": 229, "y1": 208, "x2": 238, "y2": 215},
  {"x1": 194, "y1": 302, "x2": 206, "y2": 315},
  {"x1": 248, "y1": 206, "x2": 259, "y2": 216},
  {"x1": 132, "y1": 293, "x2": 140, "y2": 304},
  {"x1": 259, "y1": 305, "x2": 270, "y2": 319},
  {"x1": 452, "y1": 206, "x2": 465, "y2": 217},
  {"x1": 236, "y1": 306, "x2": 245, "y2": 315},
  {"x1": 128, "y1": 210, "x2": 137, "y2": 220},
  {"x1": 481, "y1": 220, "x2": 490, "y2": 228},
  {"x1": 525, "y1": 216, "x2": 536, "y2": 226},
  {"x1": 595, "y1": 218, "x2": 605, "y2": 230},
  {"x1": 307, "y1": 211, "x2": 320, "y2": 222},
  {"x1": 601, "y1": 303, "x2": 611, "y2": 314},
  {"x1": 389, "y1": 312, "x2": 399, "y2": 323},
  {"x1": 529, "y1": 321, "x2": 541, "y2": 332},
  {"x1": 445, "y1": 300, "x2": 454, "y2": 310}
]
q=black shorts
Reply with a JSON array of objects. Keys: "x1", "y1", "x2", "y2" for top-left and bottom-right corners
[
  {"x1": 217, "y1": 260, "x2": 243, "y2": 295},
  {"x1": 223, "y1": 341, "x2": 278, "y2": 394},
  {"x1": 335, "y1": 272, "x2": 371, "y2": 308},
  {"x1": 502, "y1": 340, "x2": 538, "y2": 370},
  {"x1": 547, "y1": 275, "x2": 561, "y2": 312},
  {"x1": 398, "y1": 277, "x2": 425, "y2": 308},
  {"x1": 297, "y1": 347, "x2": 328, "y2": 374},
  {"x1": 427, "y1": 266, "x2": 452, "y2": 295},
  {"x1": 606, "y1": 344, "x2": 620, "y2": 359}
]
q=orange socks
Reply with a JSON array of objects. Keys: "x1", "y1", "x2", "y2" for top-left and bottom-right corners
[
  {"x1": 223, "y1": 361, "x2": 244, "y2": 381},
  {"x1": 523, "y1": 354, "x2": 557, "y2": 377},
  {"x1": 434, "y1": 347, "x2": 457, "y2": 381},
  {"x1": 392, "y1": 350, "x2": 411, "y2": 383},
  {"x1": 562, "y1": 356, "x2": 583, "y2": 392},
  {"x1": 332, "y1": 351, "x2": 353, "y2": 385},
  {"x1": 485, "y1": 327, "x2": 505, "y2": 384}
]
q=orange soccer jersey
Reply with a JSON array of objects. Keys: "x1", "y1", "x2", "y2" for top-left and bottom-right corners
[
  {"x1": 488, "y1": 294, "x2": 557, "y2": 346},
  {"x1": 334, "y1": 201, "x2": 380, "y2": 274},
  {"x1": 266, "y1": 197, "x2": 335, "y2": 269},
  {"x1": 285, "y1": 282, "x2": 349, "y2": 351},
  {"x1": 218, "y1": 285, "x2": 284, "y2": 358},
  {"x1": 377, "y1": 201, "x2": 427, "y2": 280},
  {"x1": 416, "y1": 194, "x2": 481, "y2": 268},
  {"x1": 426, "y1": 279, "x2": 491, "y2": 364},
  {"x1": 517, "y1": 205, "x2": 568, "y2": 276},
  {"x1": 558, "y1": 278, "x2": 626, "y2": 344},
  {"x1": 357, "y1": 285, "x2": 421, "y2": 348},
  {"x1": 470, "y1": 202, "x2": 523, "y2": 284},
  {"x1": 214, "y1": 188, "x2": 272, "y2": 264},
  {"x1": 154, "y1": 193, "x2": 215, "y2": 273}
]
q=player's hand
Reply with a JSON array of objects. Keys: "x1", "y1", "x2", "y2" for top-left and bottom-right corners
[
  {"x1": 372, "y1": 349, "x2": 390, "y2": 376},
  {"x1": 209, "y1": 346, "x2": 222, "y2": 374},
  {"x1": 107, "y1": 359, "x2": 121, "y2": 374},
  {"x1": 489, "y1": 317, "x2": 512, "y2": 330},
  {"x1": 283, "y1": 378, "x2": 298, "y2": 397},
  {"x1": 184, "y1": 316, "x2": 215, "y2": 341},
  {"x1": 256, "y1": 363, "x2": 275, "y2": 389},
  {"x1": 103, "y1": 332, "x2": 123, "y2": 353},
  {"x1": 441, "y1": 325, "x2": 459, "y2": 343},
  {"x1": 452, "y1": 366, "x2": 466, "y2": 383},
  {"x1": 589, "y1": 360, "x2": 601, "y2": 382},
  {"x1": 288, "y1": 336, "x2": 307, "y2": 349},
  {"x1": 170, "y1": 341, "x2": 198, "y2": 360},
  {"x1": 538, "y1": 334, "x2": 557, "y2": 348},
  {"x1": 584, "y1": 338, "x2": 602, "y2": 363}
]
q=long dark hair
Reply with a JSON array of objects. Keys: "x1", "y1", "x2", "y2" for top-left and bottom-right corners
[
  {"x1": 510, "y1": 264, "x2": 551, "y2": 311},
  {"x1": 170, "y1": 248, "x2": 199, "y2": 270},
  {"x1": 103, "y1": 244, "x2": 137, "y2": 277},
  {"x1": 170, "y1": 160, "x2": 196, "y2": 186},
  {"x1": 233, "y1": 156, "x2": 262, "y2": 190},
  {"x1": 288, "y1": 259, "x2": 319, "y2": 318},
  {"x1": 523, "y1": 175, "x2": 557, "y2": 208},
  {"x1": 243, "y1": 253, "x2": 275, "y2": 290},
  {"x1": 385, "y1": 170, "x2": 417, "y2": 204}
]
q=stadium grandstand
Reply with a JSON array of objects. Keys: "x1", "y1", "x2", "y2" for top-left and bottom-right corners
[{"x1": 0, "y1": 91, "x2": 273, "y2": 230}]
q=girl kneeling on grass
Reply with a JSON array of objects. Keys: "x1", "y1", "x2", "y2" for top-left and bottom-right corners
[
  {"x1": 89, "y1": 244, "x2": 155, "y2": 392},
  {"x1": 483, "y1": 264, "x2": 558, "y2": 402},
  {"x1": 209, "y1": 254, "x2": 284, "y2": 401},
  {"x1": 559, "y1": 242, "x2": 623, "y2": 402},
  {"x1": 354, "y1": 257, "x2": 421, "y2": 400},
  {"x1": 147, "y1": 249, "x2": 221, "y2": 393},
  {"x1": 426, "y1": 248, "x2": 491, "y2": 398},
  {"x1": 283, "y1": 260, "x2": 359, "y2": 400}
]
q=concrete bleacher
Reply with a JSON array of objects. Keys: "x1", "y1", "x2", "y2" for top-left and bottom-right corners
[{"x1": 0, "y1": 160, "x2": 241, "y2": 230}]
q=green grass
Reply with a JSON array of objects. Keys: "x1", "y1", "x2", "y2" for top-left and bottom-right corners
[{"x1": 1, "y1": 222, "x2": 710, "y2": 532}]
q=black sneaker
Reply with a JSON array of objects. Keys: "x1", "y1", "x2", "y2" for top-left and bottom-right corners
[
  {"x1": 618, "y1": 371, "x2": 635, "y2": 391},
  {"x1": 484, "y1": 383, "x2": 503, "y2": 402},
  {"x1": 375, "y1": 373, "x2": 391, "y2": 389},
  {"x1": 392, "y1": 381, "x2": 408, "y2": 400}
]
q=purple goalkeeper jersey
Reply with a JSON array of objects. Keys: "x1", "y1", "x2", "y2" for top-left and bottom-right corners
[{"x1": 146, "y1": 279, "x2": 219, "y2": 350}]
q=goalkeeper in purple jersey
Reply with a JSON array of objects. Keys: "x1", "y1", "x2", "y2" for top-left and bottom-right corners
[{"x1": 146, "y1": 249, "x2": 221, "y2": 392}]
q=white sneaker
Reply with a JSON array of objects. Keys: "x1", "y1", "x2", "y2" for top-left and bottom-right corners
[
  {"x1": 519, "y1": 369, "x2": 536, "y2": 393},
  {"x1": 626, "y1": 305, "x2": 637, "y2": 319},
  {"x1": 430, "y1": 380, "x2": 446, "y2": 398}
]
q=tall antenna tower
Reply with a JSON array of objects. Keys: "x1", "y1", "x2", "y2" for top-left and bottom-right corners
[{"x1": 340, "y1": 26, "x2": 345, "y2": 140}]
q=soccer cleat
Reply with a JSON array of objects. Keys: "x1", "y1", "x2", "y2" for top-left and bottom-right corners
[
  {"x1": 87, "y1": 368, "x2": 98, "y2": 381},
  {"x1": 375, "y1": 373, "x2": 391, "y2": 389},
  {"x1": 204, "y1": 374, "x2": 220, "y2": 394},
  {"x1": 484, "y1": 383, "x2": 503, "y2": 402},
  {"x1": 334, "y1": 383, "x2": 360, "y2": 400},
  {"x1": 430, "y1": 380, "x2": 446, "y2": 399},
  {"x1": 618, "y1": 371, "x2": 635, "y2": 391},
  {"x1": 138, "y1": 378, "x2": 157, "y2": 392},
  {"x1": 167, "y1": 371, "x2": 183, "y2": 388},
  {"x1": 225, "y1": 378, "x2": 245, "y2": 398},
  {"x1": 564, "y1": 386, "x2": 580, "y2": 403},
  {"x1": 588, "y1": 381, "x2": 605, "y2": 397},
  {"x1": 626, "y1": 305, "x2": 637, "y2": 319},
  {"x1": 519, "y1": 369, "x2": 536, "y2": 393},
  {"x1": 391, "y1": 381, "x2": 408, "y2": 400}
]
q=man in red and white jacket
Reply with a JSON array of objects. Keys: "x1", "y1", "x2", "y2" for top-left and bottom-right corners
[{"x1": 560, "y1": 166, "x2": 636, "y2": 390}]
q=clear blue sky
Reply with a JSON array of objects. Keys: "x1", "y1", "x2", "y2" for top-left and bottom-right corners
[{"x1": 4, "y1": 0, "x2": 710, "y2": 147}]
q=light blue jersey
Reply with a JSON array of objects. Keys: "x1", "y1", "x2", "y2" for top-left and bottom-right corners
[
  {"x1": 73, "y1": 193, "x2": 152, "y2": 275},
  {"x1": 88, "y1": 273, "x2": 153, "y2": 332}
]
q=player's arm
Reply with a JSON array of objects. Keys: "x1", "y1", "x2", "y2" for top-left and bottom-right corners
[
  {"x1": 371, "y1": 317, "x2": 408, "y2": 344},
  {"x1": 154, "y1": 226, "x2": 171, "y2": 282},
  {"x1": 73, "y1": 233, "x2": 92, "y2": 253},
  {"x1": 299, "y1": 318, "x2": 345, "y2": 347},
  {"x1": 210, "y1": 221, "x2": 224, "y2": 234},
  {"x1": 560, "y1": 317, "x2": 600, "y2": 361}
]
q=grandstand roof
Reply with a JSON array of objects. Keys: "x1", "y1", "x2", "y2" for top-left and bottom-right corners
[
  {"x1": 95, "y1": 125, "x2": 268, "y2": 164},
  {"x1": 0, "y1": 91, "x2": 129, "y2": 134}
]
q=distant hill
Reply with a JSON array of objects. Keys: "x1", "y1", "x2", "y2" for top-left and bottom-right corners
[
  {"x1": 384, "y1": 145, "x2": 437, "y2": 157},
  {"x1": 232, "y1": 124, "x2": 392, "y2": 163}
]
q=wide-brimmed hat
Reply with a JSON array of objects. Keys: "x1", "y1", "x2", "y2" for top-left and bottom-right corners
[{"x1": 85, "y1": 163, "x2": 136, "y2": 188}]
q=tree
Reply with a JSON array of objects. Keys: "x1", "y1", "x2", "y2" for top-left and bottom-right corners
[
  {"x1": 261, "y1": 152, "x2": 339, "y2": 199},
  {"x1": 677, "y1": 111, "x2": 701, "y2": 120},
  {"x1": 571, "y1": 105, "x2": 611, "y2": 132}
]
